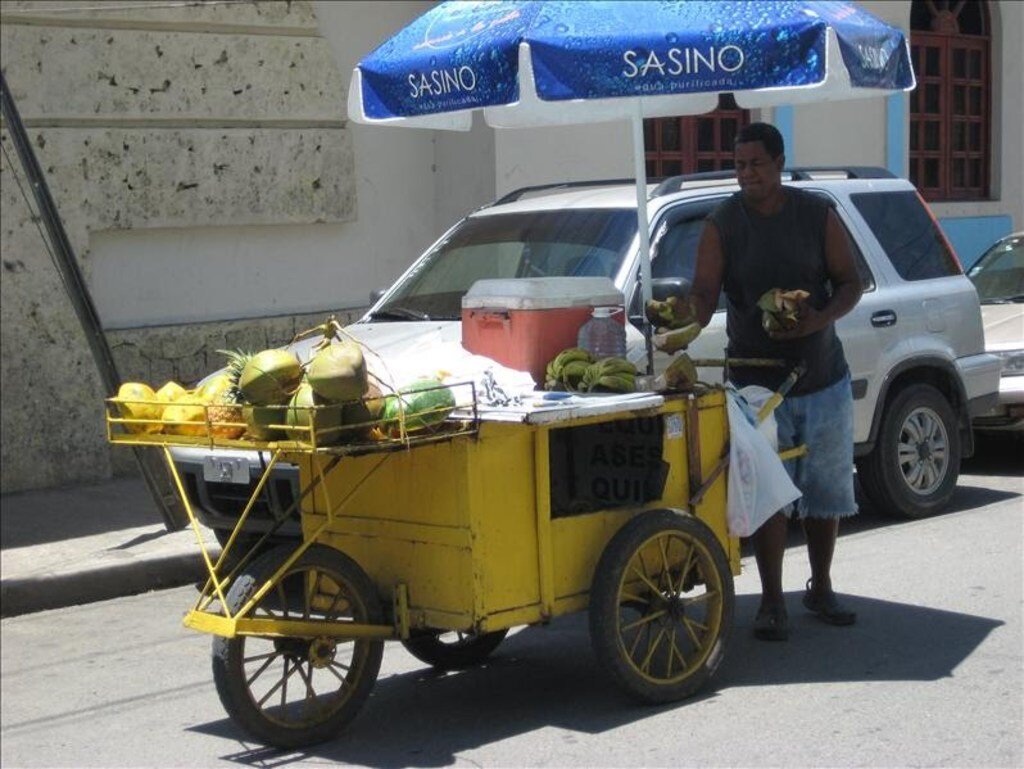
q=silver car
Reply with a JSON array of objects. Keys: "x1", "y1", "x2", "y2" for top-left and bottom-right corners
[
  {"x1": 967, "y1": 232, "x2": 1024, "y2": 432},
  {"x1": 174, "y1": 168, "x2": 1001, "y2": 543}
]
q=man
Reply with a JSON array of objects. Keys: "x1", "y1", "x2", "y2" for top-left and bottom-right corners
[{"x1": 689, "y1": 122, "x2": 863, "y2": 641}]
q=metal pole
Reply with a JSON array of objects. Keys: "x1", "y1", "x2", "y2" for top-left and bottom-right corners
[
  {"x1": 630, "y1": 103, "x2": 655, "y2": 376},
  {"x1": 1, "y1": 71, "x2": 187, "y2": 531}
]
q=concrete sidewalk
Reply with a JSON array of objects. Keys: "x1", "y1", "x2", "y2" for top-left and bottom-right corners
[{"x1": 1, "y1": 477, "x2": 219, "y2": 617}]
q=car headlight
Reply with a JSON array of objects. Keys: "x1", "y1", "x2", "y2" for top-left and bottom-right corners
[{"x1": 994, "y1": 349, "x2": 1024, "y2": 377}]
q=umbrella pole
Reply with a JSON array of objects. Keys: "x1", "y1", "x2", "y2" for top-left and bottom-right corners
[{"x1": 630, "y1": 105, "x2": 655, "y2": 376}]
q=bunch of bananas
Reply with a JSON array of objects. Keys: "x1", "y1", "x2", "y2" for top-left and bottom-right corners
[
  {"x1": 544, "y1": 347, "x2": 594, "y2": 391},
  {"x1": 758, "y1": 288, "x2": 810, "y2": 333},
  {"x1": 646, "y1": 295, "x2": 702, "y2": 353},
  {"x1": 664, "y1": 353, "x2": 699, "y2": 391},
  {"x1": 578, "y1": 357, "x2": 638, "y2": 393}
]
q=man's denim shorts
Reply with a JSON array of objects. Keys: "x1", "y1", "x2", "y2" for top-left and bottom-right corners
[{"x1": 775, "y1": 371, "x2": 858, "y2": 520}]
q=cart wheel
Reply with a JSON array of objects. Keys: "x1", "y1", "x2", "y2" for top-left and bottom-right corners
[
  {"x1": 212, "y1": 544, "x2": 384, "y2": 748},
  {"x1": 589, "y1": 509, "x2": 734, "y2": 704},
  {"x1": 401, "y1": 628, "x2": 509, "y2": 670}
]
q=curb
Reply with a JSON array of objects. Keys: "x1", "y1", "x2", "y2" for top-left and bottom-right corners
[{"x1": 0, "y1": 551, "x2": 213, "y2": 618}]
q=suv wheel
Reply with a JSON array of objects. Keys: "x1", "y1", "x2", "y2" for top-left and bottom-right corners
[{"x1": 857, "y1": 383, "x2": 961, "y2": 519}]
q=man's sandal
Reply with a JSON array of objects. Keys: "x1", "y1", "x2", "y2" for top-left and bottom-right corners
[
  {"x1": 802, "y1": 579, "x2": 857, "y2": 625},
  {"x1": 753, "y1": 605, "x2": 789, "y2": 641}
]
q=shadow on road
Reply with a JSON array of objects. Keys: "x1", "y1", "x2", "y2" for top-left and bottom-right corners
[
  {"x1": 192, "y1": 592, "x2": 1003, "y2": 768},
  {"x1": 962, "y1": 431, "x2": 1024, "y2": 478}
]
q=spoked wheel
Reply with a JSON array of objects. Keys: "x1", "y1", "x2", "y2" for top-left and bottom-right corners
[
  {"x1": 402, "y1": 628, "x2": 509, "y2": 670},
  {"x1": 212, "y1": 545, "x2": 385, "y2": 748},
  {"x1": 589, "y1": 510, "x2": 734, "y2": 703}
]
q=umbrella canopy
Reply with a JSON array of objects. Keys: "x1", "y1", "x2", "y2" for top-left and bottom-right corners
[
  {"x1": 348, "y1": 0, "x2": 914, "y2": 129},
  {"x1": 347, "y1": 1, "x2": 915, "y2": 367}
]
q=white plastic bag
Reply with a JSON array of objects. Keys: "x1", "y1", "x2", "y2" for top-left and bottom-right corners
[{"x1": 725, "y1": 388, "x2": 801, "y2": 537}]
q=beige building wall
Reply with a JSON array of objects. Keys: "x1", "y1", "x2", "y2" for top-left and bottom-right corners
[
  {"x1": 1, "y1": 1, "x2": 406, "y2": 491},
  {"x1": 2, "y1": 0, "x2": 1018, "y2": 495}
]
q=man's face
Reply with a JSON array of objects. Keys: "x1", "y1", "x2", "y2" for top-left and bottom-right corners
[{"x1": 734, "y1": 140, "x2": 783, "y2": 203}]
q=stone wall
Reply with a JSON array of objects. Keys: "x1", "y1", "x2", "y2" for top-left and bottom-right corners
[{"x1": 0, "y1": 0, "x2": 355, "y2": 492}]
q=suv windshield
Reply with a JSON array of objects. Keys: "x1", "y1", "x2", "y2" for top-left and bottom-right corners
[
  {"x1": 370, "y1": 208, "x2": 637, "y2": 320},
  {"x1": 967, "y1": 235, "x2": 1023, "y2": 304}
]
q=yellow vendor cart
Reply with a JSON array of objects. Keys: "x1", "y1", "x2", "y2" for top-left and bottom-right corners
[{"x1": 107, "y1": 382, "x2": 744, "y2": 748}]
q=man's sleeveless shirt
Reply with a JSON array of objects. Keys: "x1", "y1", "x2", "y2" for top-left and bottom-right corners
[{"x1": 707, "y1": 187, "x2": 848, "y2": 395}]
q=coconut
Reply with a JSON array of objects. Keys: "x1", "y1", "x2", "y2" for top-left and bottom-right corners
[
  {"x1": 285, "y1": 382, "x2": 343, "y2": 444},
  {"x1": 306, "y1": 342, "x2": 368, "y2": 403},
  {"x1": 243, "y1": 404, "x2": 286, "y2": 441},
  {"x1": 239, "y1": 349, "x2": 303, "y2": 405},
  {"x1": 340, "y1": 383, "x2": 384, "y2": 439},
  {"x1": 115, "y1": 382, "x2": 162, "y2": 434}
]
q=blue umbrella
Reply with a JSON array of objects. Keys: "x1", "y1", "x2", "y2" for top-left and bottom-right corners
[{"x1": 348, "y1": 0, "x2": 914, "y2": 350}]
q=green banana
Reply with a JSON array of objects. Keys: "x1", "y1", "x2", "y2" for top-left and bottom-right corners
[
  {"x1": 545, "y1": 347, "x2": 596, "y2": 391},
  {"x1": 577, "y1": 357, "x2": 637, "y2": 393},
  {"x1": 653, "y1": 321, "x2": 702, "y2": 354},
  {"x1": 594, "y1": 357, "x2": 636, "y2": 374},
  {"x1": 553, "y1": 347, "x2": 593, "y2": 369},
  {"x1": 562, "y1": 360, "x2": 590, "y2": 390},
  {"x1": 546, "y1": 349, "x2": 638, "y2": 393},
  {"x1": 592, "y1": 374, "x2": 636, "y2": 393}
]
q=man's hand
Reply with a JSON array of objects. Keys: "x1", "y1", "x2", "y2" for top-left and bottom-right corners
[{"x1": 767, "y1": 298, "x2": 828, "y2": 340}]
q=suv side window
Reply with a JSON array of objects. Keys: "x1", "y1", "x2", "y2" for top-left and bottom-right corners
[
  {"x1": 628, "y1": 201, "x2": 726, "y2": 325},
  {"x1": 629, "y1": 194, "x2": 874, "y2": 326},
  {"x1": 850, "y1": 191, "x2": 961, "y2": 281},
  {"x1": 805, "y1": 190, "x2": 875, "y2": 292}
]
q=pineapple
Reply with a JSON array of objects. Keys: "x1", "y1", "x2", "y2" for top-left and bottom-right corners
[{"x1": 208, "y1": 349, "x2": 253, "y2": 439}]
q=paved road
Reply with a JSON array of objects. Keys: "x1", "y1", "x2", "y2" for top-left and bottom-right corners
[{"x1": 2, "y1": 437, "x2": 1021, "y2": 768}]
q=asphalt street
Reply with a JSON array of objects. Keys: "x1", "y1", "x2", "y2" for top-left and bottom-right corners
[{"x1": 1, "y1": 436, "x2": 1021, "y2": 769}]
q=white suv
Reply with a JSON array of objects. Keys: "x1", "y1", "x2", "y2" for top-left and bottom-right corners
[{"x1": 174, "y1": 168, "x2": 1000, "y2": 544}]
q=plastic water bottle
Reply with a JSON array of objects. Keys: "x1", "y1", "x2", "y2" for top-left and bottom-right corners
[{"x1": 578, "y1": 306, "x2": 627, "y2": 359}]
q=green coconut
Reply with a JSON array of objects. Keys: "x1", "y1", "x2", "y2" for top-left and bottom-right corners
[
  {"x1": 340, "y1": 383, "x2": 384, "y2": 439},
  {"x1": 243, "y1": 404, "x2": 286, "y2": 441},
  {"x1": 239, "y1": 349, "x2": 303, "y2": 405},
  {"x1": 285, "y1": 382, "x2": 343, "y2": 444},
  {"x1": 306, "y1": 341, "x2": 368, "y2": 402}
]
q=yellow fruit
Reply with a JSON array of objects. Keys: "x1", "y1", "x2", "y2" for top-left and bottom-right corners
[
  {"x1": 195, "y1": 373, "x2": 233, "y2": 404},
  {"x1": 173, "y1": 389, "x2": 203, "y2": 404},
  {"x1": 208, "y1": 399, "x2": 245, "y2": 439},
  {"x1": 155, "y1": 381, "x2": 188, "y2": 403},
  {"x1": 115, "y1": 382, "x2": 161, "y2": 434},
  {"x1": 162, "y1": 402, "x2": 208, "y2": 436}
]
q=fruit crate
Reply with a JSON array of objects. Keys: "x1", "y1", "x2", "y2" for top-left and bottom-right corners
[{"x1": 105, "y1": 380, "x2": 480, "y2": 455}]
